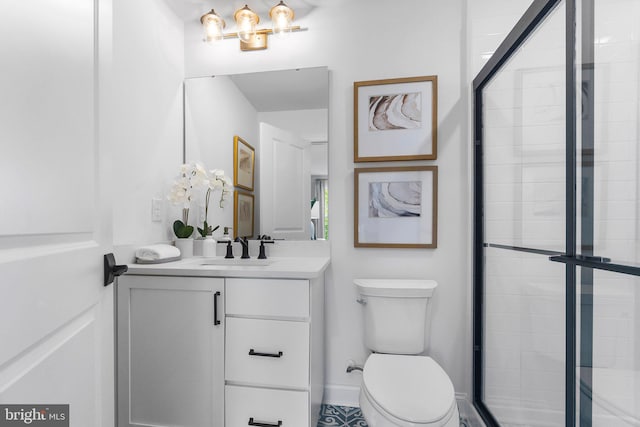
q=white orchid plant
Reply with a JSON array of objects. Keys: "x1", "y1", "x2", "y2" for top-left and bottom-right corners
[
  {"x1": 167, "y1": 162, "x2": 208, "y2": 238},
  {"x1": 197, "y1": 169, "x2": 232, "y2": 238}
]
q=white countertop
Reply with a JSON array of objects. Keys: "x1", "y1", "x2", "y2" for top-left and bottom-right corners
[{"x1": 125, "y1": 256, "x2": 330, "y2": 279}]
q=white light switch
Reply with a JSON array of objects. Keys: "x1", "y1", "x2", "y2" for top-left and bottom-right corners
[{"x1": 151, "y1": 198, "x2": 162, "y2": 222}]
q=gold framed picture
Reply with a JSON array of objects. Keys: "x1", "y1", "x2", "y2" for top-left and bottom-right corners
[
  {"x1": 234, "y1": 191, "x2": 254, "y2": 239},
  {"x1": 234, "y1": 135, "x2": 255, "y2": 191},
  {"x1": 354, "y1": 76, "x2": 438, "y2": 162},
  {"x1": 354, "y1": 165, "x2": 438, "y2": 248}
]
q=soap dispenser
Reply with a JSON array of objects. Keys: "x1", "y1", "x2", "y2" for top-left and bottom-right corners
[{"x1": 219, "y1": 227, "x2": 233, "y2": 242}]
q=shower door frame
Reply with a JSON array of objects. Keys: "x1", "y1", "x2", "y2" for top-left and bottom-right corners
[{"x1": 473, "y1": 0, "x2": 640, "y2": 426}]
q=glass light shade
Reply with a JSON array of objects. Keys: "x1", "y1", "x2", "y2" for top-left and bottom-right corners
[
  {"x1": 201, "y1": 9, "x2": 226, "y2": 44},
  {"x1": 269, "y1": 1, "x2": 294, "y2": 37},
  {"x1": 234, "y1": 5, "x2": 259, "y2": 43}
]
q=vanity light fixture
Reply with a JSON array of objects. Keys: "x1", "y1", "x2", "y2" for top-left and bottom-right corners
[
  {"x1": 269, "y1": 1, "x2": 295, "y2": 37},
  {"x1": 200, "y1": 1, "x2": 303, "y2": 51},
  {"x1": 201, "y1": 9, "x2": 226, "y2": 44},
  {"x1": 234, "y1": 5, "x2": 259, "y2": 43}
]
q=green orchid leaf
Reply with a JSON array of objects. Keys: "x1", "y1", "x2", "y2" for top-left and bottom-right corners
[
  {"x1": 173, "y1": 220, "x2": 194, "y2": 238},
  {"x1": 173, "y1": 220, "x2": 185, "y2": 236},
  {"x1": 181, "y1": 225, "x2": 194, "y2": 238}
]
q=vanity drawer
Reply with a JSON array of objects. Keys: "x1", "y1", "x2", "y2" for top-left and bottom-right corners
[
  {"x1": 226, "y1": 317, "x2": 309, "y2": 388},
  {"x1": 225, "y1": 385, "x2": 309, "y2": 427},
  {"x1": 225, "y1": 278, "x2": 309, "y2": 319}
]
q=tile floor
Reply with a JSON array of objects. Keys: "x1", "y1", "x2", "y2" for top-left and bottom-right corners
[
  {"x1": 317, "y1": 405, "x2": 368, "y2": 426},
  {"x1": 317, "y1": 404, "x2": 470, "y2": 427}
]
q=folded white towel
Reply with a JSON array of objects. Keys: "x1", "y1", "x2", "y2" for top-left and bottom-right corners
[{"x1": 135, "y1": 244, "x2": 181, "y2": 262}]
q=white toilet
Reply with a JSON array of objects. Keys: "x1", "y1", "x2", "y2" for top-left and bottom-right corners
[{"x1": 355, "y1": 279, "x2": 460, "y2": 427}]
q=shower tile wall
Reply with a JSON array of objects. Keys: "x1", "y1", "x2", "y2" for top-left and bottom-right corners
[{"x1": 589, "y1": 1, "x2": 640, "y2": 424}]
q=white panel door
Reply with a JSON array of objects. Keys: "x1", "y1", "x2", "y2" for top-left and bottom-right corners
[
  {"x1": 0, "y1": 1, "x2": 114, "y2": 426},
  {"x1": 259, "y1": 122, "x2": 311, "y2": 240}
]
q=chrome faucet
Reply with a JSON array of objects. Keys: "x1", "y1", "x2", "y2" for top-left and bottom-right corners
[{"x1": 235, "y1": 237, "x2": 250, "y2": 259}]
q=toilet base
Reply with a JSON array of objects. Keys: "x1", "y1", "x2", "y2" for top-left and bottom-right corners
[{"x1": 359, "y1": 388, "x2": 460, "y2": 427}]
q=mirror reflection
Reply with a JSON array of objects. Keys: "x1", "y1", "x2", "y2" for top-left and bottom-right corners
[{"x1": 184, "y1": 66, "x2": 329, "y2": 241}]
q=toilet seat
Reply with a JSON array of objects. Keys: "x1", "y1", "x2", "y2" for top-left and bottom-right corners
[{"x1": 361, "y1": 354, "x2": 456, "y2": 426}]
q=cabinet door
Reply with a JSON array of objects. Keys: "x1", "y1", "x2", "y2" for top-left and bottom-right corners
[{"x1": 117, "y1": 275, "x2": 224, "y2": 427}]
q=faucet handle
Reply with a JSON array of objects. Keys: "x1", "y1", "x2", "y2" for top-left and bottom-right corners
[
  {"x1": 257, "y1": 240, "x2": 275, "y2": 259},
  {"x1": 217, "y1": 240, "x2": 234, "y2": 258}
]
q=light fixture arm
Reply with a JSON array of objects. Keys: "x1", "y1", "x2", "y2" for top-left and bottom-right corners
[{"x1": 225, "y1": 26, "x2": 305, "y2": 51}]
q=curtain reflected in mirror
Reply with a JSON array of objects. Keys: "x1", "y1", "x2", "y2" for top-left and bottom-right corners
[{"x1": 312, "y1": 178, "x2": 328, "y2": 240}]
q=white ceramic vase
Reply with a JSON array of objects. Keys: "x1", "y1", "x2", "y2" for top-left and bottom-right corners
[
  {"x1": 193, "y1": 238, "x2": 204, "y2": 256},
  {"x1": 201, "y1": 236, "x2": 217, "y2": 257},
  {"x1": 174, "y1": 238, "x2": 193, "y2": 258}
]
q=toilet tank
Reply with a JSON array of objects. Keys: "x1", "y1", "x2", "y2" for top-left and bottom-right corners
[{"x1": 354, "y1": 279, "x2": 437, "y2": 354}]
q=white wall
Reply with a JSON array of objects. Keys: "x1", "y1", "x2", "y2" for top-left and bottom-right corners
[
  {"x1": 185, "y1": 0, "x2": 471, "y2": 401},
  {"x1": 111, "y1": 0, "x2": 184, "y2": 248}
]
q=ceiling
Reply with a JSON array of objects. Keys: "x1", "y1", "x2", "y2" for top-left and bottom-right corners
[{"x1": 163, "y1": 0, "x2": 324, "y2": 23}]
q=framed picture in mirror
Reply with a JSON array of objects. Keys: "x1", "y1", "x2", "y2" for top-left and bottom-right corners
[
  {"x1": 234, "y1": 191, "x2": 254, "y2": 239},
  {"x1": 354, "y1": 75, "x2": 437, "y2": 162},
  {"x1": 234, "y1": 136, "x2": 255, "y2": 191},
  {"x1": 354, "y1": 165, "x2": 438, "y2": 248}
]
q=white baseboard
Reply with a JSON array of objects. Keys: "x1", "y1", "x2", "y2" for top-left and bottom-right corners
[{"x1": 323, "y1": 385, "x2": 361, "y2": 408}]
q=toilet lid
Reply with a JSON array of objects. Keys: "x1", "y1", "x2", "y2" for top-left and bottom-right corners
[{"x1": 362, "y1": 354, "x2": 455, "y2": 425}]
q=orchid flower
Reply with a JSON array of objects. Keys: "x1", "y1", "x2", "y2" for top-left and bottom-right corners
[
  {"x1": 197, "y1": 169, "x2": 233, "y2": 237},
  {"x1": 167, "y1": 162, "x2": 209, "y2": 238}
]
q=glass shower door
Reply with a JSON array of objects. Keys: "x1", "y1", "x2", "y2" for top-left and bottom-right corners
[
  {"x1": 572, "y1": 1, "x2": 640, "y2": 424},
  {"x1": 474, "y1": 0, "x2": 640, "y2": 426},
  {"x1": 478, "y1": 2, "x2": 568, "y2": 425}
]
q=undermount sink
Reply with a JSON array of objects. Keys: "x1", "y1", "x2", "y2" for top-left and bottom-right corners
[{"x1": 200, "y1": 258, "x2": 272, "y2": 267}]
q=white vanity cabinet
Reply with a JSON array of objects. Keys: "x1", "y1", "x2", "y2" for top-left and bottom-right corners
[
  {"x1": 117, "y1": 256, "x2": 328, "y2": 427},
  {"x1": 224, "y1": 277, "x2": 325, "y2": 427},
  {"x1": 117, "y1": 275, "x2": 225, "y2": 427}
]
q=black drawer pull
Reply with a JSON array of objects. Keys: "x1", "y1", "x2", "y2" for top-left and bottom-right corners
[
  {"x1": 213, "y1": 291, "x2": 221, "y2": 325},
  {"x1": 248, "y1": 418, "x2": 282, "y2": 427},
  {"x1": 248, "y1": 349, "x2": 283, "y2": 358}
]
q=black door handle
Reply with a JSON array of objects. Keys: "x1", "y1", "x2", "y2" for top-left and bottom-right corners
[
  {"x1": 248, "y1": 349, "x2": 283, "y2": 358},
  {"x1": 214, "y1": 291, "x2": 221, "y2": 325},
  {"x1": 248, "y1": 418, "x2": 282, "y2": 427},
  {"x1": 104, "y1": 253, "x2": 128, "y2": 287}
]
